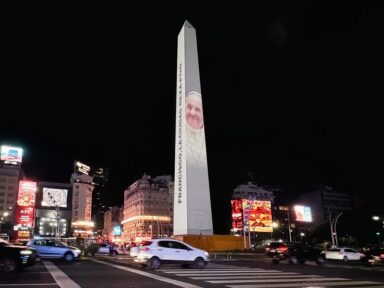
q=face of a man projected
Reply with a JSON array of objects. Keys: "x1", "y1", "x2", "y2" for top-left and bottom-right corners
[{"x1": 185, "y1": 92, "x2": 204, "y2": 129}]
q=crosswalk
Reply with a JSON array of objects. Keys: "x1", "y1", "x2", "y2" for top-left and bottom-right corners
[{"x1": 158, "y1": 263, "x2": 384, "y2": 288}]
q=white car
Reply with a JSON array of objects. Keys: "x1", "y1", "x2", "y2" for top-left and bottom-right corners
[
  {"x1": 133, "y1": 239, "x2": 209, "y2": 269},
  {"x1": 96, "y1": 243, "x2": 119, "y2": 256},
  {"x1": 325, "y1": 247, "x2": 364, "y2": 262},
  {"x1": 27, "y1": 239, "x2": 81, "y2": 262}
]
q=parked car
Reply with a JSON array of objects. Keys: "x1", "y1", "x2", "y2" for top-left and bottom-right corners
[
  {"x1": 27, "y1": 238, "x2": 81, "y2": 262},
  {"x1": 363, "y1": 247, "x2": 384, "y2": 265},
  {"x1": 0, "y1": 238, "x2": 37, "y2": 272},
  {"x1": 96, "y1": 243, "x2": 119, "y2": 256},
  {"x1": 325, "y1": 247, "x2": 365, "y2": 262},
  {"x1": 133, "y1": 238, "x2": 209, "y2": 269}
]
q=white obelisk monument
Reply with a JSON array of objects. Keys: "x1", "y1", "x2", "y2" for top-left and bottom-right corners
[{"x1": 174, "y1": 20, "x2": 213, "y2": 235}]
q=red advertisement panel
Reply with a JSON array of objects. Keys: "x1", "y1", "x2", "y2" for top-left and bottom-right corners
[
  {"x1": 17, "y1": 181, "x2": 37, "y2": 207},
  {"x1": 15, "y1": 206, "x2": 35, "y2": 227},
  {"x1": 248, "y1": 200, "x2": 272, "y2": 232},
  {"x1": 231, "y1": 200, "x2": 243, "y2": 230}
]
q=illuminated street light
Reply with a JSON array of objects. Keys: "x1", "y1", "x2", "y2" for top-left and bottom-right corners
[{"x1": 372, "y1": 216, "x2": 380, "y2": 221}]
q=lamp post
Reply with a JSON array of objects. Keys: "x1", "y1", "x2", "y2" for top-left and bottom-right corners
[
  {"x1": 287, "y1": 207, "x2": 292, "y2": 243},
  {"x1": 329, "y1": 212, "x2": 343, "y2": 247},
  {"x1": 372, "y1": 216, "x2": 382, "y2": 245}
]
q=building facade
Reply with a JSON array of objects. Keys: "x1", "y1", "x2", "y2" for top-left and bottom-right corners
[
  {"x1": 103, "y1": 206, "x2": 123, "y2": 243},
  {"x1": 70, "y1": 173, "x2": 95, "y2": 237},
  {"x1": 34, "y1": 181, "x2": 72, "y2": 238},
  {"x1": 122, "y1": 174, "x2": 173, "y2": 243},
  {"x1": 0, "y1": 163, "x2": 23, "y2": 234},
  {"x1": 297, "y1": 185, "x2": 352, "y2": 226}
]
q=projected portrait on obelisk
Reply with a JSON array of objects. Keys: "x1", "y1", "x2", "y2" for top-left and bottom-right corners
[{"x1": 174, "y1": 21, "x2": 213, "y2": 236}]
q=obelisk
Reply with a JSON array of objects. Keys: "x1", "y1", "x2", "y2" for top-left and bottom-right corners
[{"x1": 174, "y1": 20, "x2": 213, "y2": 235}]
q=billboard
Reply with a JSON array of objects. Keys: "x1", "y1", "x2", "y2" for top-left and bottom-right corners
[
  {"x1": 0, "y1": 145, "x2": 23, "y2": 164},
  {"x1": 113, "y1": 225, "x2": 122, "y2": 236},
  {"x1": 246, "y1": 200, "x2": 272, "y2": 233},
  {"x1": 231, "y1": 200, "x2": 243, "y2": 230},
  {"x1": 74, "y1": 161, "x2": 91, "y2": 175},
  {"x1": 42, "y1": 188, "x2": 68, "y2": 207},
  {"x1": 17, "y1": 181, "x2": 37, "y2": 207},
  {"x1": 294, "y1": 205, "x2": 313, "y2": 222},
  {"x1": 15, "y1": 206, "x2": 34, "y2": 227}
]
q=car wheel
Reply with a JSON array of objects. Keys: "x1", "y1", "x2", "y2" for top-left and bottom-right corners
[
  {"x1": 0, "y1": 258, "x2": 18, "y2": 272},
  {"x1": 64, "y1": 252, "x2": 74, "y2": 262},
  {"x1": 194, "y1": 257, "x2": 207, "y2": 269},
  {"x1": 149, "y1": 257, "x2": 161, "y2": 270},
  {"x1": 316, "y1": 256, "x2": 325, "y2": 265},
  {"x1": 288, "y1": 256, "x2": 298, "y2": 264},
  {"x1": 343, "y1": 256, "x2": 348, "y2": 263}
]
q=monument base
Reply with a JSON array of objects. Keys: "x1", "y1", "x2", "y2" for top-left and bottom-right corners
[{"x1": 173, "y1": 234, "x2": 247, "y2": 252}]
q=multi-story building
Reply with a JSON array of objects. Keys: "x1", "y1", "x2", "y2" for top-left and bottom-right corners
[
  {"x1": 0, "y1": 146, "x2": 24, "y2": 235},
  {"x1": 34, "y1": 181, "x2": 73, "y2": 238},
  {"x1": 122, "y1": 174, "x2": 173, "y2": 243},
  {"x1": 297, "y1": 185, "x2": 351, "y2": 226},
  {"x1": 232, "y1": 182, "x2": 275, "y2": 202},
  {"x1": 103, "y1": 206, "x2": 123, "y2": 243},
  {"x1": 70, "y1": 173, "x2": 95, "y2": 237}
]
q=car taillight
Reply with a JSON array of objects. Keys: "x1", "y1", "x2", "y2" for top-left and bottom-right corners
[
  {"x1": 338, "y1": 252, "x2": 344, "y2": 255},
  {"x1": 140, "y1": 247, "x2": 150, "y2": 252},
  {"x1": 277, "y1": 247, "x2": 288, "y2": 253},
  {"x1": 379, "y1": 254, "x2": 384, "y2": 258}
]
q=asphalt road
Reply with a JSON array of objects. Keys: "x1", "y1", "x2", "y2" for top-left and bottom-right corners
[{"x1": 1, "y1": 255, "x2": 384, "y2": 288}]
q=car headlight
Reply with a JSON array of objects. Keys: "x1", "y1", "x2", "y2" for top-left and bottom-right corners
[
  {"x1": 20, "y1": 250, "x2": 33, "y2": 255},
  {"x1": 204, "y1": 252, "x2": 209, "y2": 257},
  {"x1": 74, "y1": 249, "x2": 81, "y2": 253}
]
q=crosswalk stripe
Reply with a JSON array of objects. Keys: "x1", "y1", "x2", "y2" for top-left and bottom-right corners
[
  {"x1": 162, "y1": 269, "x2": 266, "y2": 273},
  {"x1": 207, "y1": 277, "x2": 347, "y2": 284},
  {"x1": 226, "y1": 281, "x2": 383, "y2": 288},
  {"x1": 174, "y1": 272, "x2": 287, "y2": 277},
  {"x1": 191, "y1": 275, "x2": 322, "y2": 280}
]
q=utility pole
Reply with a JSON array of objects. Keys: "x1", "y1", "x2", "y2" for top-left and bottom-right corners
[{"x1": 287, "y1": 207, "x2": 292, "y2": 243}]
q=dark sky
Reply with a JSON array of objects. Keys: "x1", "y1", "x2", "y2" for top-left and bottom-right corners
[{"x1": 1, "y1": 2, "x2": 383, "y2": 233}]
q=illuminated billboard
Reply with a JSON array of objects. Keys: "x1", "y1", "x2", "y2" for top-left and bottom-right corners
[
  {"x1": 231, "y1": 200, "x2": 243, "y2": 230},
  {"x1": 17, "y1": 181, "x2": 37, "y2": 207},
  {"x1": 294, "y1": 205, "x2": 313, "y2": 222},
  {"x1": 74, "y1": 161, "x2": 91, "y2": 175},
  {"x1": 15, "y1": 206, "x2": 34, "y2": 227},
  {"x1": 246, "y1": 200, "x2": 273, "y2": 233},
  {"x1": 0, "y1": 145, "x2": 23, "y2": 164},
  {"x1": 113, "y1": 225, "x2": 122, "y2": 236},
  {"x1": 42, "y1": 188, "x2": 68, "y2": 207}
]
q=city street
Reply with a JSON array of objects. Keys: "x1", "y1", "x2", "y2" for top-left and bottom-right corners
[{"x1": 1, "y1": 255, "x2": 384, "y2": 288}]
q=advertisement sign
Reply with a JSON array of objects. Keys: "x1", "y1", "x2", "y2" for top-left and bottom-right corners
[
  {"x1": 247, "y1": 200, "x2": 272, "y2": 233},
  {"x1": 15, "y1": 206, "x2": 34, "y2": 227},
  {"x1": 113, "y1": 225, "x2": 122, "y2": 236},
  {"x1": 231, "y1": 200, "x2": 243, "y2": 230},
  {"x1": 74, "y1": 161, "x2": 91, "y2": 175},
  {"x1": 17, "y1": 181, "x2": 37, "y2": 207},
  {"x1": 294, "y1": 205, "x2": 313, "y2": 222},
  {"x1": 42, "y1": 188, "x2": 68, "y2": 207},
  {"x1": 0, "y1": 145, "x2": 23, "y2": 164}
]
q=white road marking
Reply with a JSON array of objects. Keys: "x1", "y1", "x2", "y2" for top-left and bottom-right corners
[
  {"x1": 227, "y1": 281, "x2": 383, "y2": 288},
  {"x1": 43, "y1": 261, "x2": 81, "y2": 288},
  {"x1": 90, "y1": 259, "x2": 203, "y2": 288},
  {"x1": 0, "y1": 284, "x2": 58, "y2": 286},
  {"x1": 207, "y1": 277, "x2": 347, "y2": 284},
  {"x1": 191, "y1": 274, "x2": 322, "y2": 280}
]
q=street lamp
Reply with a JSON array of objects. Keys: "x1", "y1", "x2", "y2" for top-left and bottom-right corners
[
  {"x1": 372, "y1": 216, "x2": 382, "y2": 245},
  {"x1": 329, "y1": 212, "x2": 343, "y2": 247},
  {"x1": 300, "y1": 232, "x2": 305, "y2": 241},
  {"x1": 0, "y1": 211, "x2": 10, "y2": 234}
]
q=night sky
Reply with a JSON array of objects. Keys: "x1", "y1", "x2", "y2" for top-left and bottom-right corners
[{"x1": 2, "y1": 2, "x2": 383, "y2": 233}]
